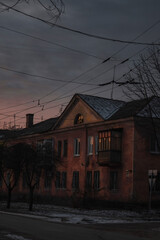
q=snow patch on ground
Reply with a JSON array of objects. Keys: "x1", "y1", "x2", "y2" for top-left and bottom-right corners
[
  {"x1": 6, "y1": 234, "x2": 31, "y2": 240},
  {"x1": 1, "y1": 202, "x2": 160, "y2": 225}
]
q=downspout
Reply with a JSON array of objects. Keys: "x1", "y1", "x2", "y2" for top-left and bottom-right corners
[
  {"x1": 132, "y1": 118, "x2": 136, "y2": 202},
  {"x1": 83, "y1": 124, "x2": 88, "y2": 206}
]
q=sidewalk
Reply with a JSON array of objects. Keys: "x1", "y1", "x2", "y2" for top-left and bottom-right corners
[{"x1": 0, "y1": 201, "x2": 160, "y2": 224}]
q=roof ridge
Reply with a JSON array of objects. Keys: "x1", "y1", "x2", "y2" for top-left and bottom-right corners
[{"x1": 77, "y1": 93, "x2": 125, "y2": 103}]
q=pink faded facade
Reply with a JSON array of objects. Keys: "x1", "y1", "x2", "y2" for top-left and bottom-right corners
[{"x1": 1, "y1": 94, "x2": 160, "y2": 206}]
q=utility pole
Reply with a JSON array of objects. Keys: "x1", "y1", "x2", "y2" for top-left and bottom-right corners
[
  {"x1": 148, "y1": 169, "x2": 157, "y2": 211},
  {"x1": 111, "y1": 65, "x2": 116, "y2": 99},
  {"x1": 14, "y1": 114, "x2": 16, "y2": 129}
]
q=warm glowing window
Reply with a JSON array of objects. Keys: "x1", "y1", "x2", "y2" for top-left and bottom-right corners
[
  {"x1": 74, "y1": 114, "x2": 84, "y2": 124},
  {"x1": 98, "y1": 130, "x2": 122, "y2": 152}
]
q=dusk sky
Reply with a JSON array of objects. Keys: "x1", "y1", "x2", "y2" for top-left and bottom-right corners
[{"x1": 0, "y1": 0, "x2": 160, "y2": 128}]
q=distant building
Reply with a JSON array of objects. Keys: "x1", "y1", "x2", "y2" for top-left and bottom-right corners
[{"x1": 1, "y1": 93, "x2": 160, "y2": 207}]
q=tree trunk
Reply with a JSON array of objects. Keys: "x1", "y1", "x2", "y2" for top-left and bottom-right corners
[
  {"x1": 29, "y1": 187, "x2": 34, "y2": 211},
  {"x1": 7, "y1": 188, "x2": 11, "y2": 209}
]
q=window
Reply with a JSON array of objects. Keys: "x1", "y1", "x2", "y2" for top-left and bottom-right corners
[
  {"x1": 94, "y1": 171, "x2": 100, "y2": 190},
  {"x1": 62, "y1": 172, "x2": 67, "y2": 189},
  {"x1": 150, "y1": 134, "x2": 160, "y2": 153},
  {"x1": 55, "y1": 171, "x2": 67, "y2": 189},
  {"x1": 0, "y1": 174, "x2": 2, "y2": 188},
  {"x1": 72, "y1": 171, "x2": 79, "y2": 189},
  {"x1": 22, "y1": 172, "x2": 27, "y2": 189},
  {"x1": 44, "y1": 139, "x2": 54, "y2": 159},
  {"x1": 74, "y1": 138, "x2": 80, "y2": 156},
  {"x1": 37, "y1": 138, "x2": 54, "y2": 162},
  {"x1": 74, "y1": 114, "x2": 84, "y2": 124},
  {"x1": 88, "y1": 136, "x2": 93, "y2": 155},
  {"x1": 58, "y1": 141, "x2": 62, "y2": 158},
  {"x1": 98, "y1": 130, "x2": 122, "y2": 152},
  {"x1": 44, "y1": 170, "x2": 52, "y2": 189},
  {"x1": 110, "y1": 171, "x2": 118, "y2": 191},
  {"x1": 153, "y1": 172, "x2": 160, "y2": 192},
  {"x1": 63, "y1": 140, "x2": 68, "y2": 157},
  {"x1": 55, "y1": 171, "x2": 61, "y2": 188},
  {"x1": 95, "y1": 136, "x2": 98, "y2": 155},
  {"x1": 35, "y1": 174, "x2": 40, "y2": 190},
  {"x1": 86, "y1": 171, "x2": 92, "y2": 189}
]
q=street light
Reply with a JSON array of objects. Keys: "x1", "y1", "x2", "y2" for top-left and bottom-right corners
[{"x1": 148, "y1": 169, "x2": 157, "y2": 211}]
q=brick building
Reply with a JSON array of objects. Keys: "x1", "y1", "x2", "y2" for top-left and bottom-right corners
[{"x1": 1, "y1": 93, "x2": 160, "y2": 206}]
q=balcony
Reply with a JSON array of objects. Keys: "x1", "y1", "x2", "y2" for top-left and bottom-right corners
[{"x1": 98, "y1": 150, "x2": 121, "y2": 167}]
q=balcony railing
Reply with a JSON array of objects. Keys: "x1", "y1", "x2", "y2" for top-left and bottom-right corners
[{"x1": 98, "y1": 150, "x2": 121, "y2": 166}]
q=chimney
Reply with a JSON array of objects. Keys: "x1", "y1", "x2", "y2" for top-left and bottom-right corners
[{"x1": 26, "y1": 114, "x2": 34, "y2": 128}]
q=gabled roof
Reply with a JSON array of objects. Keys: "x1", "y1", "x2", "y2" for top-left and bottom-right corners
[
  {"x1": 109, "y1": 96, "x2": 157, "y2": 120},
  {"x1": 78, "y1": 94, "x2": 125, "y2": 120},
  {"x1": 18, "y1": 117, "x2": 58, "y2": 137},
  {"x1": 0, "y1": 129, "x2": 18, "y2": 140}
]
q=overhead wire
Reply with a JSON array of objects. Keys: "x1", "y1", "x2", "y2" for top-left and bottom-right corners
[
  {"x1": 0, "y1": 6, "x2": 160, "y2": 125},
  {"x1": 0, "y1": 2, "x2": 160, "y2": 46},
  {"x1": 1, "y1": 15, "x2": 160, "y2": 112},
  {"x1": 0, "y1": 25, "x2": 104, "y2": 60}
]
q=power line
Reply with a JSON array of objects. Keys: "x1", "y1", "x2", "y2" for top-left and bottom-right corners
[
  {"x1": 1, "y1": 15, "x2": 160, "y2": 119},
  {"x1": 0, "y1": 25, "x2": 103, "y2": 60},
  {"x1": 0, "y1": 2, "x2": 160, "y2": 46},
  {"x1": 0, "y1": 65, "x2": 99, "y2": 86}
]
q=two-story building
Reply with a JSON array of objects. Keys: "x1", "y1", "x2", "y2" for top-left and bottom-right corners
[{"x1": 1, "y1": 93, "x2": 160, "y2": 207}]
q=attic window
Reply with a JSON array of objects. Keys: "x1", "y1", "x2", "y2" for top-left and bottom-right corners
[{"x1": 74, "y1": 114, "x2": 84, "y2": 124}]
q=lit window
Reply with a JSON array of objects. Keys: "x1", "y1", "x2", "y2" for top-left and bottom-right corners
[
  {"x1": 98, "y1": 130, "x2": 122, "y2": 152},
  {"x1": 74, "y1": 114, "x2": 84, "y2": 124}
]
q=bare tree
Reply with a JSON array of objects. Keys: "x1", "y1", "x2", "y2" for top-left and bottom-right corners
[
  {"x1": 123, "y1": 46, "x2": 160, "y2": 149},
  {"x1": 124, "y1": 47, "x2": 160, "y2": 100},
  {"x1": 23, "y1": 139, "x2": 59, "y2": 211},
  {"x1": 0, "y1": 0, "x2": 64, "y2": 23},
  {"x1": 0, "y1": 143, "x2": 24, "y2": 208}
]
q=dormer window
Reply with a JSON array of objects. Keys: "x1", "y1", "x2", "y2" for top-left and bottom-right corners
[{"x1": 74, "y1": 114, "x2": 84, "y2": 124}]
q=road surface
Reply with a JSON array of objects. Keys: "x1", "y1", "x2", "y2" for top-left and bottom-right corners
[{"x1": 0, "y1": 211, "x2": 160, "y2": 240}]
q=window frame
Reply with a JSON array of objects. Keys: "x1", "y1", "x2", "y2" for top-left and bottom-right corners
[
  {"x1": 61, "y1": 171, "x2": 67, "y2": 189},
  {"x1": 44, "y1": 169, "x2": 52, "y2": 189},
  {"x1": 74, "y1": 138, "x2": 80, "y2": 156},
  {"x1": 58, "y1": 140, "x2": 62, "y2": 158},
  {"x1": 95, "y1": 135, "x2": 98, "y2": 155},
  {"x1": 150, "y1": 134, "x2": 160, "y2": 154},
  {"x1": 72, "y1": 171, "x2": 79, "y2": 189},
  {"x1": 55, "y1": 171, "x2": 61, "y2": 189},
  {"x1": 63, "y1": 139, "x2": 68, "y2": 157},
  {"x1": 86, "y1": 171, "x2": 92, "y2": 189},
  {"x1": 110, "y1": 171, "x2": 118, "y2": 191},
  {"x1": 94, "y1": 171, "x2": 100, "y2": 190},
  {"x1": 74, "y1": 113, "x2": 84, "y2": 124},
  {"x1": 88, "y1": 136, "x2": 94, "y2": 155},
  {"x1": 98, "y1": 129, "x2": 122, "y2": 152}
]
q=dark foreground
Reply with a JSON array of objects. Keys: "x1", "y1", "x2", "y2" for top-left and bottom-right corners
[{"x1": 0, "y1": 212, "x2": 160, "y2": 240}]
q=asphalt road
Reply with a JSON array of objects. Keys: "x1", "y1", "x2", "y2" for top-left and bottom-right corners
[{"x1": 0, "y1": 212, "x2": 160, "y2": 240}]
